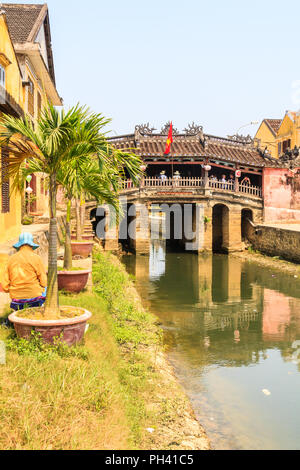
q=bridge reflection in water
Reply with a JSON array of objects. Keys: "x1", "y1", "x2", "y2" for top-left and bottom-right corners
[{"x1": 122, "y1": 241, "x2": 300, "y2": 450}]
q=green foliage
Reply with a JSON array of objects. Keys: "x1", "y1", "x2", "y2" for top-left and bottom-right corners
[
  {"x1": 0, "y1": 103, "x2": 143, "y2": 314},
  {"x1": 22, "y1": 216, "x2": 34, "y2": 225},
  {"x1": 6, "y1": 330, "x2": 89, "y2": 362},
  {"x1": 204, "y1": 216, "x2": 211, "y2": 224},
  {"x1": 93, "y1": 251, "x2": 159, "y2": 348},
  {"x1": 248, "y1": 245, "x2": 260, "y2": 254}
]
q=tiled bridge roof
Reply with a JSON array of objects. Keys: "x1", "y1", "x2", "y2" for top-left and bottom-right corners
[{"x1": 109, "y1": 128, "x2": 284, "y2": 168}]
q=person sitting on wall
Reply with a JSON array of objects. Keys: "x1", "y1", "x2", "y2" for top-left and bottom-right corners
[{"x1": 1, "y1": 233, "x2": 47, "y2": 312}]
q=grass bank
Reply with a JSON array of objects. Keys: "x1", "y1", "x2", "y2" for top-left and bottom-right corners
[{"x1": 0, "y1": 248, "x2": 210, "y2": 450}]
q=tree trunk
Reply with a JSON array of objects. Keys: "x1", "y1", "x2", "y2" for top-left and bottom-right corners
[
  {"x1": 75, "y1": 198, "x2": 82, "y2": 241},
  {"x1": 80, "y1": 195, "x2": 86, "y2": 229},
  {"x1": 64, "y1": 198, "x2": 73, "y2": 270},
  {"x1": 44, "y1": 173, "x2": 59, "y2": 318}
]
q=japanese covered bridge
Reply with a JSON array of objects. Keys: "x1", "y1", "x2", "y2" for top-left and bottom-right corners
[{"x1": 91, "y1": 124, "x2": 300, "y2": 254}]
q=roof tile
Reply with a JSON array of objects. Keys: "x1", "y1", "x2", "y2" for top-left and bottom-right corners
[{"x1": 3, "y1": 4, "x2": 44, "y2": 43}]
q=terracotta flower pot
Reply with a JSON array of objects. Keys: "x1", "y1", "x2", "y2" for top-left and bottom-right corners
[
  {"x1": 71, "y1": 241, "x2": 94, "y2": 258},
  {"x1": 58, "y1": 270, "x2": 91, "y2": 293},
  {"x1": 8, "y1": 307, "x2": 92, "y2": 346},
  {"x1": 71, "y1": 234, "x2": 94, "y2": 241},
  {"x1": 30, "y1": 212, "x2": 44, "y2": 217}
]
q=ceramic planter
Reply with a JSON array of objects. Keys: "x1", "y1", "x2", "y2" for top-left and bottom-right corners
[
  {"x1": 58, "y1": 269, "x2": 91, "y2": 293},
  {"x1": 71, "y1": 241, "x2": 94, "y2": 258},
  {"x1": 9, "y1": 307, "x2": 92, "y2": 346},
  {"x1": 71, "y1": 234, "x2": 94, "y2": 241}
]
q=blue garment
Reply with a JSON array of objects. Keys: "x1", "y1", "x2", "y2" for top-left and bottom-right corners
[{"x1": 10, "y1": 297, "x2": 46, "y2": 312}]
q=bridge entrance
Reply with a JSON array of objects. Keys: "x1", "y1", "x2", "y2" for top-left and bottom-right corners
[{"x1": 241, "y1": 209, "x2": 253, "y2": 241}]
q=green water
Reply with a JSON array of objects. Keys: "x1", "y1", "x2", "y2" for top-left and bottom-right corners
[{"x1": 123, "y1": 241, "x2": 300, "y2": 450}]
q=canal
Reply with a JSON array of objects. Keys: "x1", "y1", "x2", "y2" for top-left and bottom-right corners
[{"x1": 123, "y1": 240, "x2": 300, "y2": 450}]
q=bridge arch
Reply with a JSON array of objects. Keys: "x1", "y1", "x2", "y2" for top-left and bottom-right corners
[
  {"x1": 241, "y1": 208, "x2": 253, "y2": 241},
  {"x1": 212, "y1": 203, "x2": 230, "y2": 253}
]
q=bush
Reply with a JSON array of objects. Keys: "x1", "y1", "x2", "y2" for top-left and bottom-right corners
[{"x1": 22, "y1": 216, "x2": 34, "y2": 226}]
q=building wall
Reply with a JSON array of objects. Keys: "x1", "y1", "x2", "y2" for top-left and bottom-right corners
[
  {"x1": 19, "y1": 58, "x2": 51, "y2": 215},
  {"x1": 0, "y1": 16, "x2": 23, "y2": 105},
  {"x1": 263, "y1": 168, "x2": 300, "y2": 222},
  {"x1": 276, "y1": 114, "x2": 296, "y2": 153},
  {"x1": 0, "y1": 15, "x2": 23, "y2": 243},
  {"x1": 255, "y1": 122, "x2": 277, "y2": 159}
]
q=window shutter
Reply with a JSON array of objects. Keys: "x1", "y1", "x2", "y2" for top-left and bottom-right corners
[
  {"x1": 28, "y1": 78, "x2": 35, "y2": 117},
  {"x1": 37, "y1": 92, "x2": 42, "y2": 118},
  {"x1": 1, "y1": 146, "x2": 10, "y2": 213}
]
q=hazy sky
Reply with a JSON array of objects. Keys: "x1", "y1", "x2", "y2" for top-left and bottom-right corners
[{"x1": 7, "y1": 0, "x2": 300, "y2": 137}]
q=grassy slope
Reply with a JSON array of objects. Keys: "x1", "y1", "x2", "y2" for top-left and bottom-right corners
[{"x1": 0, "y1": 249, "x2": 209, "y2": 450}]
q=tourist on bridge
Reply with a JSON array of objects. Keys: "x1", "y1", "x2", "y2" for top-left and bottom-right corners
[
  {"x1": 229, "y1": 173, "x2": 235, "y2": 190},
  {"x1": 221, "y1": 174, "x2": 227, "y2": 189},
  {"x1": 174, "y1": 171, "x2": 181, "y2": 186},
  {"x1": 1, "y1": 233, "x2": 47, "y2": 312},
  {"x1": 241, "y1": 176, "x2": 251, "y2": 186},
  {"x1": 160, "y1": 171, "x2": 168, "y2": 183}
]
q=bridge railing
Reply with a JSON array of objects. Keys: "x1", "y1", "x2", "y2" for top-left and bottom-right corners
[
  {"x1": 209, "y1": 180, "x2": 235, "y2": 191},
  {"x1": 239, "y1": 183, "x2": 262, "y2": 197},
  {"x1": 144, "y1": 177, "x2": 204, "y2": 188},
  {"x1": 120, "y1": 177, "x2": 262, "y2": 198}
]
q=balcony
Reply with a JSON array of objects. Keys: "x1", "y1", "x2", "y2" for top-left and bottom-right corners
[{"x1": 0, "y1": 85, "x2": 24, "y2": 118}]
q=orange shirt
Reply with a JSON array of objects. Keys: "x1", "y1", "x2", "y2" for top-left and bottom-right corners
[{"x1": 1, "y1": 246, "x2": 47, "y2": 300}]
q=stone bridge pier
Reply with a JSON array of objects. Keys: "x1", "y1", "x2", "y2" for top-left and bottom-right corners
[{"x1": 89, "y1": 188, "x2": 263, "y2": 255}]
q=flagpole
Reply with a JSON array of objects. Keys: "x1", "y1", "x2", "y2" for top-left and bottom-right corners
[
  {"x1": 164, "y1": 122, "x2": 174, "y2": 179},
  {"x1": 172, "y1": 153, "x2": 174, "y2": 179}
]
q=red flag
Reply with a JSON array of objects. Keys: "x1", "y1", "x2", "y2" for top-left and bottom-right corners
[{"x1": 164, "y1": 122, "x2": 173, "y2": 155}]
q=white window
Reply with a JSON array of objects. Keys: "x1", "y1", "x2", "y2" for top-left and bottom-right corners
[{"x1": 0, "y1": 65, "x2": 5, "y2": 88}]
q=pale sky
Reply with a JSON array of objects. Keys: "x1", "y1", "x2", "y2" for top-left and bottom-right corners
[{"x1": 6, "y1": 0, "x2": 300, "y2": 137}]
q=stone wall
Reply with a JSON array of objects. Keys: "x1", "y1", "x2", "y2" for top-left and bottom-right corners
[{"x1": 246, "y1": 221, "x2": 300, "y2": 263}]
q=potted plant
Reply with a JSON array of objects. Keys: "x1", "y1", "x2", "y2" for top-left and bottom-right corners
[
  {"x1": 0, "y1": 104, "x2": 142, "y2": 345},
  {"x1": 57, "y1": 160, "x2": 118, "y2": 292}
]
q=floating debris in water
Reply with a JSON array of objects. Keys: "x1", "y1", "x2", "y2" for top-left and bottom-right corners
[{"x1": 262, "y1": 389, "x2": 271, "y2": 396}]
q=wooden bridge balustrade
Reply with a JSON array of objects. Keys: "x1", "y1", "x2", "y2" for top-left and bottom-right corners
[{"x1": 121, "y1": 177, "x2": 262, "y2": 198}]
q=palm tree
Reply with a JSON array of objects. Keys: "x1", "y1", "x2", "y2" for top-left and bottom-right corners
[
  {"x1": 57, "y1": 159, "x2": 120, "y2": 270},
  {"x1": 0, "y1": 104, "x2": 142, "y2": 318}
]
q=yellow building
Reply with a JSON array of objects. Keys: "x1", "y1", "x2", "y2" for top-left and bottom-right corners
[
  {"x1": 255, "y1": 112, "x2": 300, "y2": 159},
  {"x1": 0, "y1": 8, "x2": 24, "y2": 244},
  {"x1": 3, "y1": 3, "x2": 62, "y2": 216},
  {"x1": 254, "y1": 119, "x2": 282, "y2": 159},
  {"x1": 276, "y1": 112, "x2": 300, "y2": 156},
  {"x1": 0, "y1": 3, "x2": 62, "y2": 247}
]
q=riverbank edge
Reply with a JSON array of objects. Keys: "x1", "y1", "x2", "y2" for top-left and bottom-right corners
[
  {"x1": 95, "y1": 247, "x2": 211, "y2": 450},
  {"x1": 0, "y1": 247, "x2": 210, "y2": 450},
  {"x1": 232, "y1": 249, "x2": 300, "y2": 277}
]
